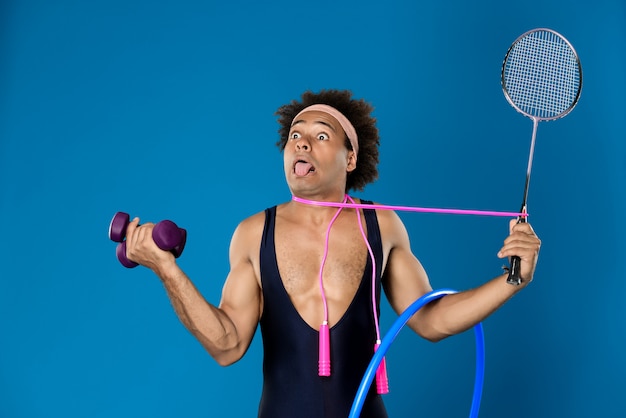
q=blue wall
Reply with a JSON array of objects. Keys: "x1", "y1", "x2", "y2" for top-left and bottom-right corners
[{"x1": 1, "y1": 1, "x2": 624, "y2": 417}]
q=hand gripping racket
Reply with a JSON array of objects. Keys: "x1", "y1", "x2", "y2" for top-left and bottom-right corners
[{"x1": 501, "y1": 28, "x2": 582, "y2": 285}]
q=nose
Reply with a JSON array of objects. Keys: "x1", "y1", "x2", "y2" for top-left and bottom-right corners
[{"x1": 295, "y1": 136, "x2": 310, "y2": 151}]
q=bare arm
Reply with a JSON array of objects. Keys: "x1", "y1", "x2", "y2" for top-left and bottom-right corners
[
  {"x1": 124, "y1": 214, "x2": 263, "y2": 366},
  {"x1": 381, "y1": 212, "x2": 540, "y2": 342}
]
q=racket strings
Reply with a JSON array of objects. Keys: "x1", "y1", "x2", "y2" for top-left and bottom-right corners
[{"x1": 504, "y1": 31, "x2": 580, "y2": 119}]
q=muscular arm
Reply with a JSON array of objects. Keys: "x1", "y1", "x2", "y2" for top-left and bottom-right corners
[
  {"x1": 381, "y1": 212, "x2": 540, "y2": 342},
  {"x1": 125, "y1": 215, "x2": 263, "y2": 366}
]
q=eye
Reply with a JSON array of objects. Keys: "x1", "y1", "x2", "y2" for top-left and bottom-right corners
[
  {"x1": 290, "y1": 132, "x2": 301, "y2": 140},
  {"x1": 317, "y1": 133, "x2": 329, "y2": 141}
]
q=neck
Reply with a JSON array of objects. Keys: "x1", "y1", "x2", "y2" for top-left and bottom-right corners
[
  {"x1": 290, "y1": 187, "x2": 348, "y2": 202},
  {"x1": 289, "y1": 194, "x2": 351, "y2": 225},
  {"x1": 292, "y1": 194, "x2": 349, "y2": 205}
]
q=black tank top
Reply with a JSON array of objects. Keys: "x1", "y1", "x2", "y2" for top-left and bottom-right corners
[{"x1": 258, "y1": 202, "x2": 388, "y2": 418}]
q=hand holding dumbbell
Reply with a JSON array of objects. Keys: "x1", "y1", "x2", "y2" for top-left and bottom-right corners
[{"x1": 108, "y1": 212, "x2": 187, "y2": 268}]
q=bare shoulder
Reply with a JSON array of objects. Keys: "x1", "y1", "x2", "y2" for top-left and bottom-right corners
[
  {"x1": 367, "y1": 202, "x2": 410, "y2": 247},
  {"x1": 224, "y1": 209, "x2": 269, "y2": 291},
  {"x1": 228, "y1": 210, "x2": 267, "y2": 260},
  {"x1": 234, "y1": 210, "x2": 267, "y2": 235}
]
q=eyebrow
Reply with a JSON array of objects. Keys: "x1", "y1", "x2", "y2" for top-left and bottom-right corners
[{"x1": 291, "y1": 119, "x2": 337, "y2": 132}]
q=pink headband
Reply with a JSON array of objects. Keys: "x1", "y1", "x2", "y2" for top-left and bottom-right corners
[{"x1": 292, "y1": 104, "x2": 359, "y2": 159}]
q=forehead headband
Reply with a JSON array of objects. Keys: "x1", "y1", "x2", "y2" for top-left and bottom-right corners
[{"x1": 292, "y1": 104, "x2": 359, "y2": 159}]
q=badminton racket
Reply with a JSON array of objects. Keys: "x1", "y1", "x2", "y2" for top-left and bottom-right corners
[{"x1": 501, "y1": 28, "x2": 582, "y2": 285}]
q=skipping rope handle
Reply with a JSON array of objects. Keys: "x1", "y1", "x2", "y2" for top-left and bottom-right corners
[
  {"x1": 319, "y1": 322, "x2": 331, "y2": 376},
  {"x1": 374, "y1": 342, "x2": 389, "y2": 394}
]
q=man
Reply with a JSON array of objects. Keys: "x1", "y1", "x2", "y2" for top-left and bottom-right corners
[{"x1": 124, "y1": 89, "x2": 541, "y2": 417}]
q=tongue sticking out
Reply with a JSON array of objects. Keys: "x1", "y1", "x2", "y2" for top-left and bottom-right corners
[{"x1": 295, "y1": 161, "x2": 314, "y2": 176}]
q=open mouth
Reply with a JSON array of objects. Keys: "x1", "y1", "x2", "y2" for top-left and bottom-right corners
[{"x1": 294, "y1": 159, "x2": 315, "y2": 176}]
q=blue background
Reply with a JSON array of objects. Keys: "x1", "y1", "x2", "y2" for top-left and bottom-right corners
[{"x1": 1, "y1": 0, "x2": 625, "y2": 417}]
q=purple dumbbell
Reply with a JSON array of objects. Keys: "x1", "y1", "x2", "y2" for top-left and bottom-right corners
[{"x1": 108, "y1": 211, "x2": 187, "y2": 268}]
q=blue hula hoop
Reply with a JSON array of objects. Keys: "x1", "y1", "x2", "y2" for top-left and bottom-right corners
[{"x1": 349, "y1": 289, "x2": 485, "y2": 418}]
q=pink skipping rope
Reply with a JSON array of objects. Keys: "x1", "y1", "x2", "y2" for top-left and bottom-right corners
[
  {"x1": 295, "y1": 194, "x2": 527, "y2": 395},
  {"x1": 293, "y1": 196, "x2": 527, "y2": 218}
]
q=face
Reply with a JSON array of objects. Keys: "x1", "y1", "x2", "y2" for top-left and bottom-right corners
[{"x1": 284, "y1": 110, "x2": 356, "y2": 197}]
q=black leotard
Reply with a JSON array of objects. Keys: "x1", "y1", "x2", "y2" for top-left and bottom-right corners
[{"x1": 258, "y1": 202, "x2": 388, "y2": 418}]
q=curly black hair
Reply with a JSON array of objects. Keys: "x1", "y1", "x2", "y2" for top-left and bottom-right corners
[{"x1": 275, "y1": 89, "x2": 380, "y2": 192}]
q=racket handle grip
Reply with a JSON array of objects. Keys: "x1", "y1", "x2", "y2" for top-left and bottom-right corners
[
  {"x1": 507, "y1": 256, "x2": 523, "y2": 286},
  {"x1": 506, "y1": 214, "x2": 527, "y2": 286}
]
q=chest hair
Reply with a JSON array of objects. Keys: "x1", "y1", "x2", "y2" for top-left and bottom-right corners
[{"x1": 274, "y1": 215, "x2": 369, "y2": 298}]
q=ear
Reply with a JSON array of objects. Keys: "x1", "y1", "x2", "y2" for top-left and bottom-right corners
[{"x1": 346, "y1": 151, "x2": 357, "y2": 173}]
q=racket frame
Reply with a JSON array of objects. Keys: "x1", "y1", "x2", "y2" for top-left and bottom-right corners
[{"x1": 501, "y1": 28, "x2": 583, "y2": 123}]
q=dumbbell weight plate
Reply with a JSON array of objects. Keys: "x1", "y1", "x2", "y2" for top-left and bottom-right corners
[
  {"x1": 116, "y1": 241, "x2": 139, "y2": 268},
  {"x1": 109, "y1": 212, "x2": 130, "y2": 243}
]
